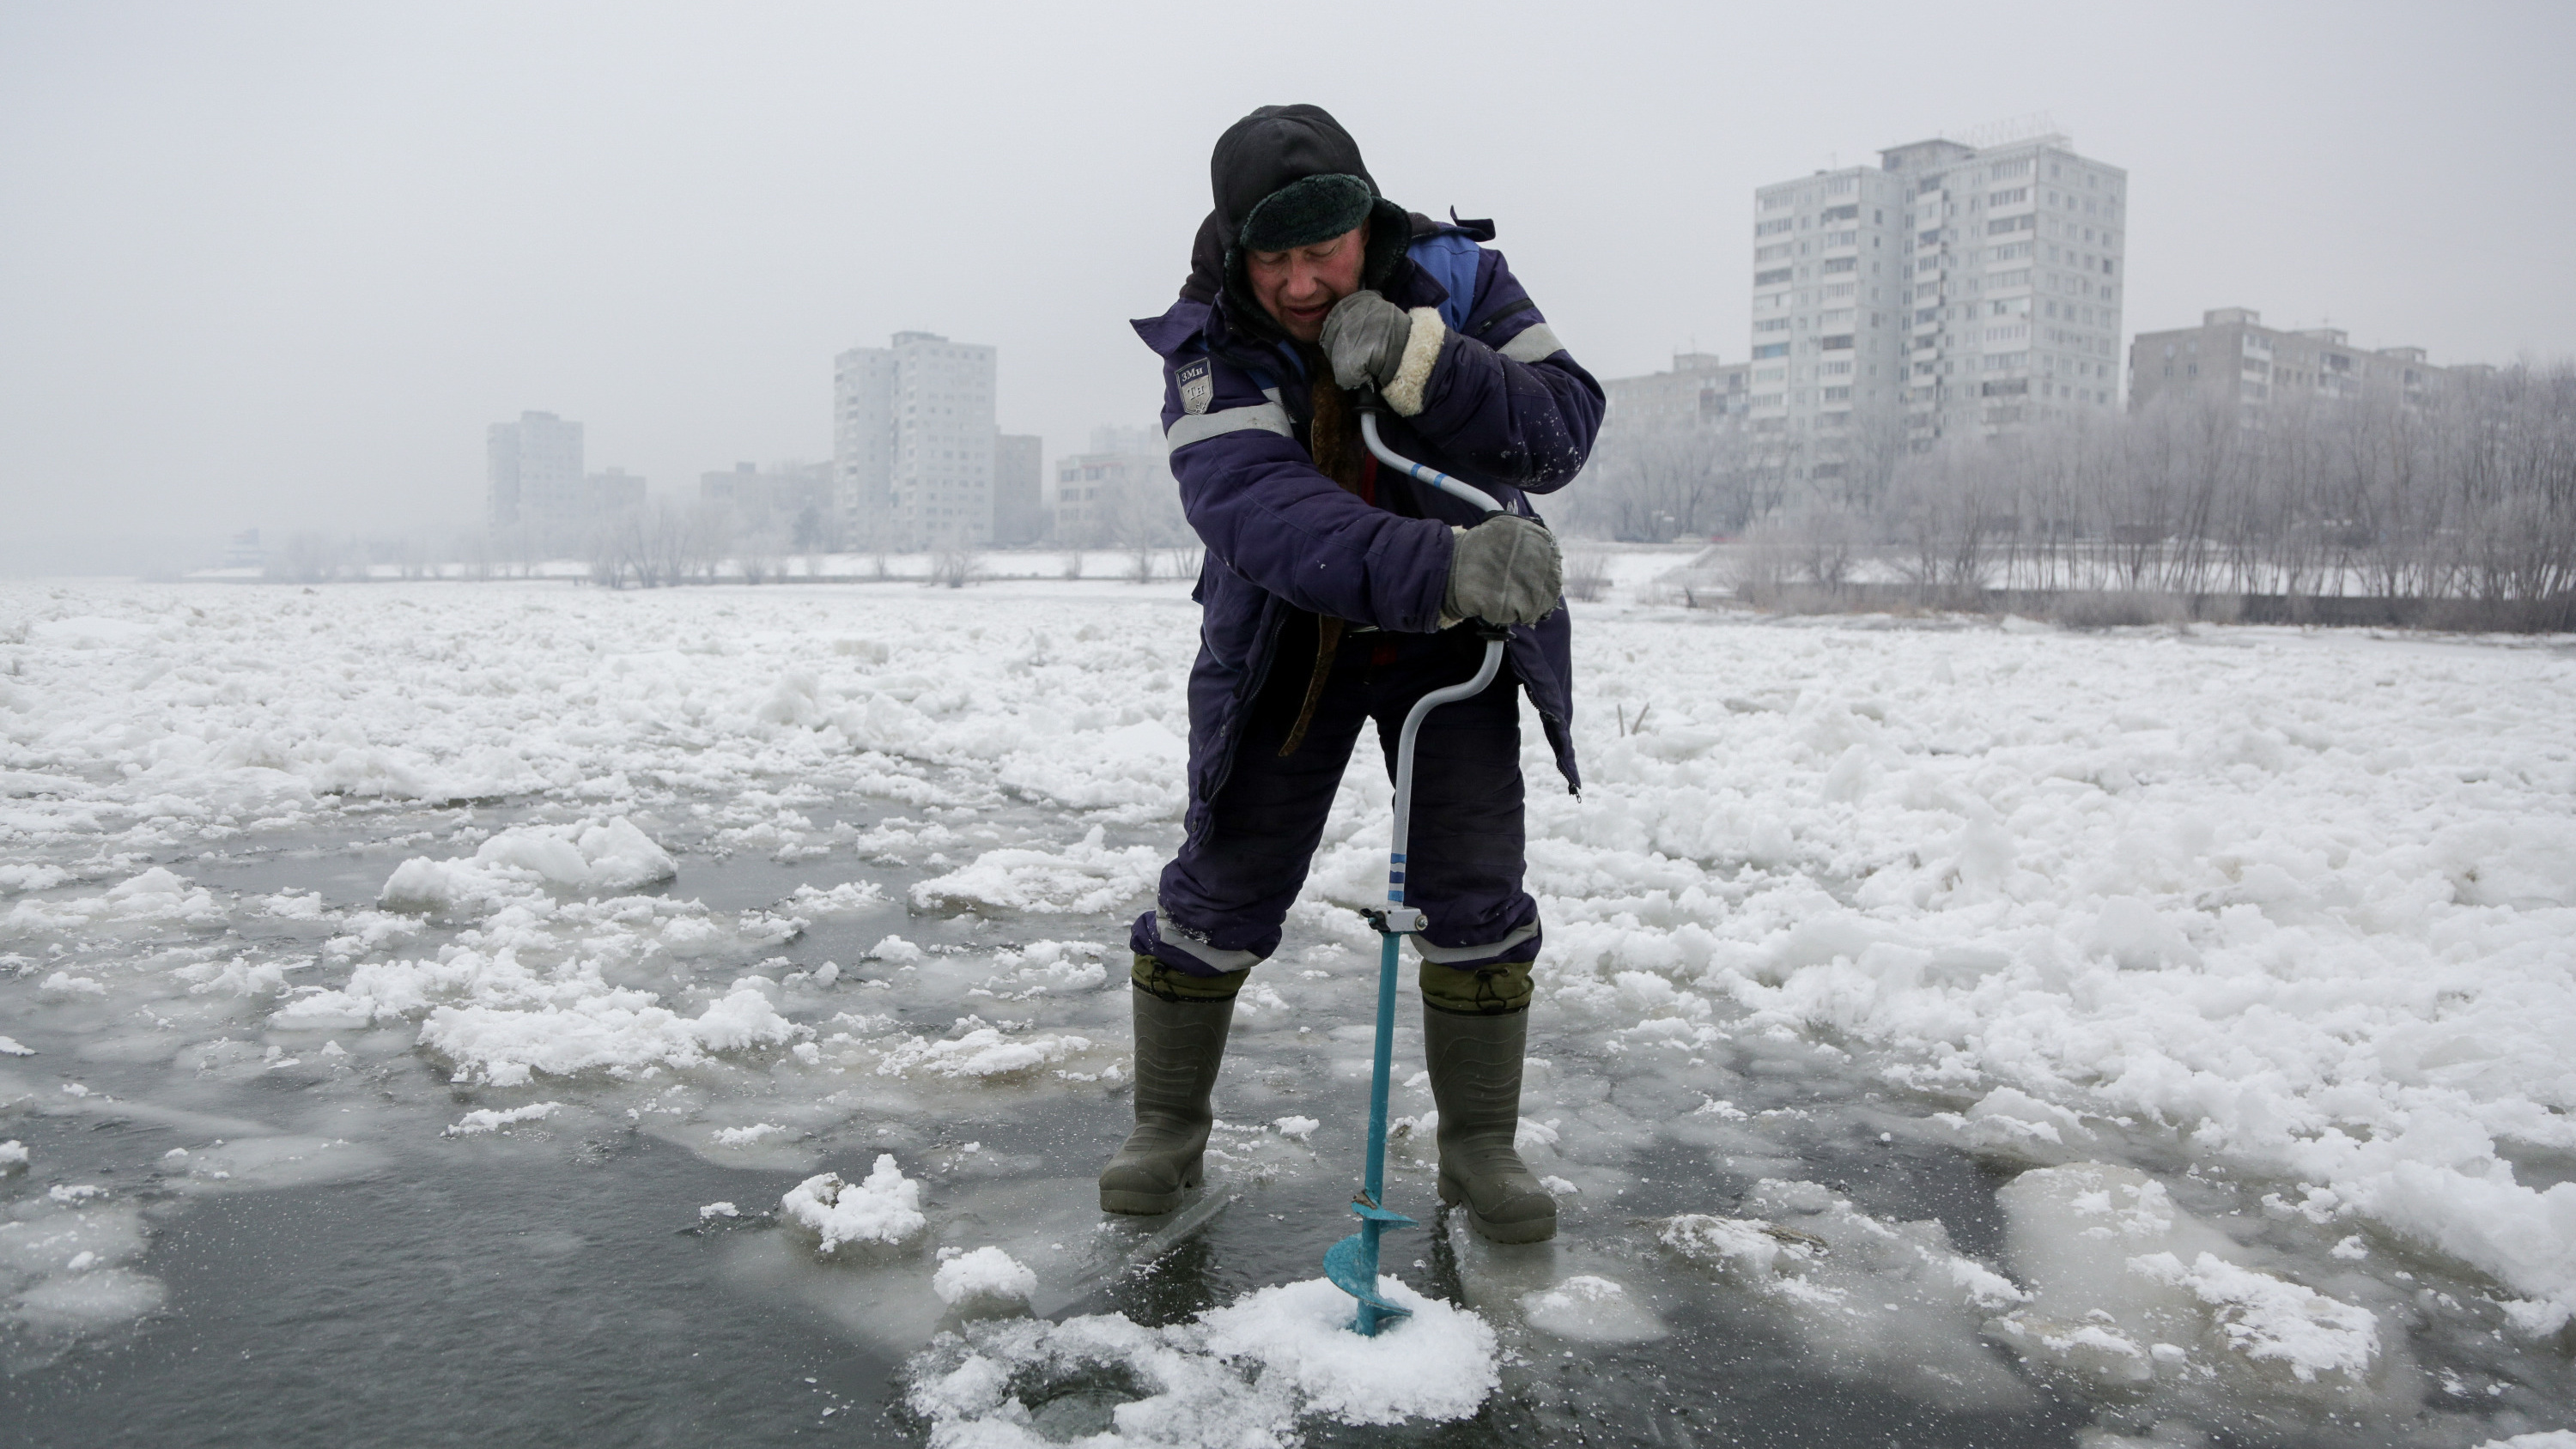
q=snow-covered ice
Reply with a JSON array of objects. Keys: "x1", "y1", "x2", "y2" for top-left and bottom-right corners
[{"x1": 3, "y1": 578, "x2": 2571, "y2": 1445}]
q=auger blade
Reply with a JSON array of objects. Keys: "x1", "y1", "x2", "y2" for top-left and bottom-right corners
[{"x1": 1323, "y1": 1233, "x2": 1413, "y2": 1319}]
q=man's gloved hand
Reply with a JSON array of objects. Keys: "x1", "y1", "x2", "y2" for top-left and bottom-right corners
[
  {"x1": 1443, "y1": 514, "x2": 1562, "y2": 627},
  {"x1": 1321, "y1": 289, "x2": 1412, "y2": 392}
]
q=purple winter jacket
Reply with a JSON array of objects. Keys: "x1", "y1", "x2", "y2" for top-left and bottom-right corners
[{"x1": 1131, "y1": 218, "x2": 1606, "y2": 846}]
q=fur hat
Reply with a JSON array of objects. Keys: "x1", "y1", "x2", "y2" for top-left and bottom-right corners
[{"x1": 1204, "y1": 105, "x2": 1412, "y2": 339}]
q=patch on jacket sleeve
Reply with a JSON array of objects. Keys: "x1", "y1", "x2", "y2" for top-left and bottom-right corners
[{"x1": 1176, "y1": 358, "x2": 1214, "y2": 415}]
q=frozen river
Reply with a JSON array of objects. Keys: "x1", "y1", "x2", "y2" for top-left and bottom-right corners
[{"x1": 2, "y1": 579, "x2": 2572, "y2": 1447}]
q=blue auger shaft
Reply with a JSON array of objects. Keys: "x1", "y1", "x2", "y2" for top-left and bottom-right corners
[{"x1": 1352, "y1": 926, "x2": 1405, "y2": 1336}]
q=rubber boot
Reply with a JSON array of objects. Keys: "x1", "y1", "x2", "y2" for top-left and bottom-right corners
[
  {"x1": 1424, "y1": 1003, "x2": 1557, "y2": 1244},
  {"x1": 1098, "y1": 980, "x2": 1236, "y2": 1215}
]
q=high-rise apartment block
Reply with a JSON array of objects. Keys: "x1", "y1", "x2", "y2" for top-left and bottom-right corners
[
  {"x1": 2128, "y1": 308, "x2": 2451, "y2": 416},
  {"x1": 488, "y1": 410, "x2": 585, "y2": 543},
  {"x1": 834, "y1": 331, "x2": 997, "y2": 549},
  {"x1": 1750, "y1": 131, "x2": 2125, "y2": 478}
]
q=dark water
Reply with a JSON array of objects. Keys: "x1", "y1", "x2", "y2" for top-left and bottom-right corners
[
  {"x1": 3, "y1": 1135, "x2": 899, "y2": 1447},
  {"x1": 2, "y1": 1115, "x2": 2090, "y2": 1449}
]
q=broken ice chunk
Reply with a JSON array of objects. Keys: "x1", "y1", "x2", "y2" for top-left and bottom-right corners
[
  {"x1": 932, "y1": 1246, "x2": 1036, "y2": 1317},
  {"x1": 781, "y1": 1155, "x2": 926, "y2": 1257}
]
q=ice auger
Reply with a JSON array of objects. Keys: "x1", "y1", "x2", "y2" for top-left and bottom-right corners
[{"x1": 1322, "y1": 397, "x2": 1516, "y2": 1337}]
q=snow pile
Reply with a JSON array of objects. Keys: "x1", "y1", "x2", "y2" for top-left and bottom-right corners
[
  {"x1": 780, "y1": 1155, "x2": 926, "y2": 1257},
  {"x1": 1989, "y1": 1162, "x2": 2386, "y2": 1404},
  {"x1": 781, "y1": 880, "x2": 884, "y2": 914},
  {"x1": 709, "y1": 1123, "x2": 788, "y2": 1147},
  {"x1": 421, "y1": 973, "x2": 799, "y2": 1086},
  {"x1": 933, "y1": 1246, "x2": 1036, "y2": 1314},
  {"x1": 993, "y1": 717, "x2": 1188, "y2": 821},
  {"x1": 872, "y1": 1017, "x2": 1097, "y2": 1083},
  {"x1": 905, "y1": 1276, "x2": 1495, "y2": 1444},
  {"x1": 442, "y1": 1102, "x2": 562, "y2": 1137},
  {"x1": 910, "y1": 825, "x2": 1161, "y2": 916},
  {"x1": 380, "y1": 815, "x2": 676, "y2": 912},
  {"x1": 1197, "y1": 1277, "x2": 1498, "y2": 1424},
  {"x1": 273, "y1": 850, "x2": 805, "y2": 1084},
  {"x1": 3, "y1": 867, "x2": 224, "y2": 937}
]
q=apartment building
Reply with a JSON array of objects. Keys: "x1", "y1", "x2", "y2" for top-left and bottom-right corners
[
  {"x1": 700, "y1": 461, "x2": 829, "y2": 524},
  {"x1": 833, "y1": 331, "x2": 997, "y2": 549},
  {"x1": 993, "y1": 433, "x2": 1045, "y2": 546},
  {"x1": 1601, "y1": 352, "x2": 1751, "y2": 431},
  {"x1": 487, "y1": 410, "x2": 586, "y2": 543},
  {"x1": 1054, "y1": 452, "x2": 1158, "y2": 546},
  {"x1": 2129, "y1": 307, "x2": 2450, "y2": 415},
  {"x1": 1750, "y1": 130, "x2": 2126, "y2": 480},
  {"x1": 586, "y1": 468, "x2": 647, "y2": 515}
]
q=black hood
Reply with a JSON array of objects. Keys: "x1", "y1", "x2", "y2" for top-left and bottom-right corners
[{"x1": 1182, "y1": 104, "x2": 1413, "y2": 343}]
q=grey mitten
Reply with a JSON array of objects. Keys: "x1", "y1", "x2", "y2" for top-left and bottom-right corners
[
  {"x1": 1443, "y1": 514, "x2": 1562, "y2": 627},
  {"x1": 1321, "y1": 289, "x2": 1412, "y2": 392}
]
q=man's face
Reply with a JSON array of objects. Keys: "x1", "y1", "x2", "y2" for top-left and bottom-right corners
[{"x1": 1245, "y1": 224, "x2": 1367, "y2": 343}]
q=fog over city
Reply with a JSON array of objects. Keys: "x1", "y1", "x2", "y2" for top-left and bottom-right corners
[{"x1": 3, "y1": 1, "x2": 2571, "y2": 574}]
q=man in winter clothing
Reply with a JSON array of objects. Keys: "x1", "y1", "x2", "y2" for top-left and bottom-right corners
[{"x1": 1103, "y1": 104, "x2": 1602, "y2": 1244}]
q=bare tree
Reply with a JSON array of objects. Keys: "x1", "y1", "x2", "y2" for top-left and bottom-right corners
[{"x1": 927, "y1": 549, "x2": 985, "y2": 589}]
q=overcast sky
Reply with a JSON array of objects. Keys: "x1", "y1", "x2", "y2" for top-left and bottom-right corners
[{"x1": 4, "y1": 1, "x2": 2572, "y2": 570}]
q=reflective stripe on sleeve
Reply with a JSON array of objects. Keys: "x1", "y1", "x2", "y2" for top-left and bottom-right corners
[
  {"x1": 1165, "y1": 402, "x2": 1294, "y2": 452},
  {"x1": 1498, "y1": 323, "x2": 1566, "y2": 364}
]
